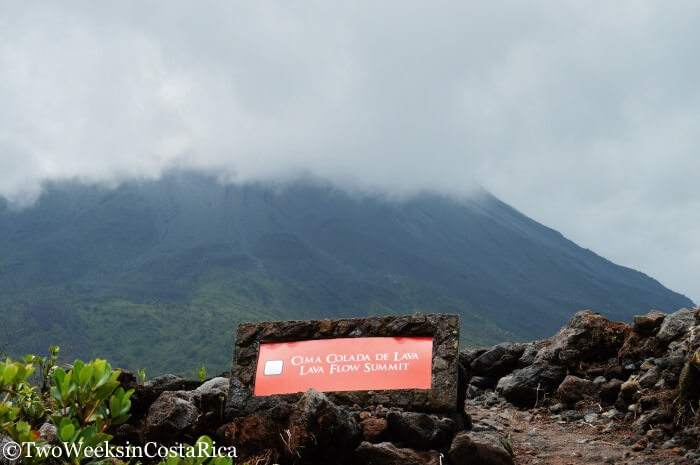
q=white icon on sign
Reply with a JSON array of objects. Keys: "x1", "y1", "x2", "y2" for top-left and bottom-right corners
[{"x1": 264, "y1": 360, "x2": 284, "y2": 376}]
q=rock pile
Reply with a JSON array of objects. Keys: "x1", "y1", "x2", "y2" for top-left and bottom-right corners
[
  {"x1": 112, "y1": 307, "x2": 700, "y2": 464},
  {"x1": 465, "y1": 308, "x2": 700, "y2": 463}
]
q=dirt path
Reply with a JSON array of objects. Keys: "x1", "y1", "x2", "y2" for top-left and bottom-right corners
[{"x1": 466, "y1": 400, "x2": 695, "y2": 465}]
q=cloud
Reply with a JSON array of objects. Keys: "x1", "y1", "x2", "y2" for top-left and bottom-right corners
[{"x1": 0, "y1": 1, "x2": 698, "y2": 301}]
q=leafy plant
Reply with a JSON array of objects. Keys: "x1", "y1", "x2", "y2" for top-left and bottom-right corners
[
  {"x1": 55, "y1": 416, "x2": 113, "y2": 465},
  {"x1": 50, "y1": 359, "x2": 132, "y2": 427},
  {"x1": 23, "y1": 345, "x2": 60, "y2": 393},
  {"x1": 501, "y1": 435, "x2": 515, "y2": 458},
  {"x1": 16, "y1": 346, "x2": 62, "y2": 425},
  {"x1": 0, "y1": 358, "x2": 47, "y2": 464},
  {"x1": 0, "y1": 358, "x2": 37, "y2": 432},
  {"x1": 0, "y1": 352, "x2": 135, "y2": 465},
  {"x1": 49, "y1": 359, "x2": 134, "y2": 464},
  {"x1": 197, "y1": 366, "x2": 206, "y2": 383},
  {"x1": 158, "y1": 435, "x2": 234, "y2": 465},
  {"x1": 137, "y1": 368, "x2": 147, "y2": 383}
]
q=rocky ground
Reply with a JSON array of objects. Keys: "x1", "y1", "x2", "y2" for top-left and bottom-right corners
[
  {"x1": 81, "y1": 306, "x2": 700, "y2": 464},
  {"x1": 459, "y1": 307, "x2": 700, "y2": 465},
  {"x1": 468, "y1": 395, "x2": 691, "y2": 464}
]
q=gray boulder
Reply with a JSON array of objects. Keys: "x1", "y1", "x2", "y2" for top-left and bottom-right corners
[
  {"x1": 386, "y1": 411, "x2": 455, "y2": 451},
  {"x1": 496, "y1": 364, "x2": 566, "y2": 407},
  {"x1": 535, "y1": 310, "x2": 627, "y2": 366},
  {"x1": 459, "y1": 348, "x2": 488, "y2": 369},
  {"x1": 638, "y1": 366, "x2": 661, "y2": 389},
  {"x1": 144, "y1": 391, "x2": 200, "y2": 442},
  {"x1": 657, "y1": 308, "x2": 695, "y2": 345},
  {"x1": 196, "y1": 376, "x2": 229, "y2": 395},
  {"x1": 193, "y1": 376, "x2": 229, "y2": 413},
  {"x1": 470, "y1": 343, "x2": 525, "y2": 378},
  {"x1": 38, "y1": 423, "x2": 57, "y2": 444},
  {"x1": 517, "y1": 343, "x2": 542, "y2": 368},
  {"x1": 132, "y1": 374, "x2": 201, "y2": 418}
]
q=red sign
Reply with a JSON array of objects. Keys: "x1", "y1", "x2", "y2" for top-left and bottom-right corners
[{"x1": 254, "y1": 337, "x2": 433, "y2": 396}]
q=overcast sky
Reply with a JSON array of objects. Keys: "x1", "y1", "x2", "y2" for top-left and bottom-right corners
[{"x1": 1, "y1": 1, "x2": 698, "y2": 302}]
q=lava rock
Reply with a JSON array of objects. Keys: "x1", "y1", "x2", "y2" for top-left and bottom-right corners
[
  {"x1": 659, "y1": 353, "x2": 687, "y2": 372},
  {"x1": 447, "y1": 432, "x2": 515, "y2": 465},
  {"x1": 132, "y1": 374, "x2": 201, "y2": 419},
  {"x1": 560, "y1": 410, "x2": 583, "y2": 422},
  {"x1": 286, "y1": 390, "x2": 361, "y2": 464},
  {"x1": 646, "y1": 428, "x2": 667, "y2": 444},
  {"x1": 677, "y1": 351, "x2": 700, "y2": 423},
  {"x1": 143, "y1": 391, "x2": 200, "y2": 443},
  {"x1": 146, "y1": 374, "x2": 201, "y2": 394},
  {"x1": 638, "y1": 367, "x2": 661, "y2": 389},
  {"x1": 193, "y1": 377, "x2": 229, "y2": 414},
  {"x1": 469, "y1": 376, "x2": 499, "y2": 389},
  {"x1": 618, "y1": 333, "x2": 664, "y2": 361},
  {"x1": 632, "y1": 408, "x2": 672, "y2": 431},
  {"x1": 656, "y1": 308, "x2": 695, "y2": 345},
  {"x1": 216, "y1": 410, "x2": 282, "y2": 462},
  {"x1": 556, "y1": 375, "x2": 596, "y2": 404},
  {"x1": 599, "y1": 379, "x2": 623, "y2": 404},
  {"x1": 619, "y1": 379, "x2": 641, "y2": 403},
  {"x1": 352, "y1": 442, "x2": 427, "y2": 465},
  {"x1": 196, "y1": 377, "x2": 229, "y2": 395},
  {"x1": 604, "y1": 364, "x2": 626, "y2": 381},
  {"x1": 638, "y1": 393, "x2": 661, "y2": 411},
  {"x1": 218, "y1": 391, "x2": 361, "y2": 464},
  {"x1": 116, "y1": 369, "x2": 139, "y2": 392},
  {"x1": 633, "y1": 311, "x2": 666, "y2": 336},
  {"x1": 460, "y1": 348, "x2": 488, "y2": 369},
  {"x1": 386, "y1": 411, "x2": 455, "y2": 451},
  {"x1": 361, "y1": 417, "x2": 388, "y2": 442},
  {"x1": 535, "y1": 310, "x2": 629, "y2": 368},
  {"x1": 517, "y1": 343, "x2": 542, "y2": 368},
  {"x1": 470, "y1": 343, "x2": 526, "y2": 378},
  {"x1": 495, "y1": 363, "x2": 566, "y2": 407}
]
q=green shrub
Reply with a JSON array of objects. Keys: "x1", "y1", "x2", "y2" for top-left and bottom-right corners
[
  {"x1": 0, "y1": 358, "x2": 47, "y2": 464},
  {"x1": 158, "y1": 435, "x2": 234, "y2": 465},
  {"x1": 50, "y1": 359, "x2": 133, "y2": 429},
  {"x1": 23, "y1": 345, "x2": 60, "y2": 393},
  {"x1": 0, "y1": 350, "x2": 135, "y2": 465}
]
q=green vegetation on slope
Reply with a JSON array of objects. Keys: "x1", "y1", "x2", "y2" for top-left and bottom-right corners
[
  {"x1": 0, "y1": 174, "x2": 692, "y2": 375},
  {"x1": 3, "y1": 266, "x2": 512, "y2": 376}
]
